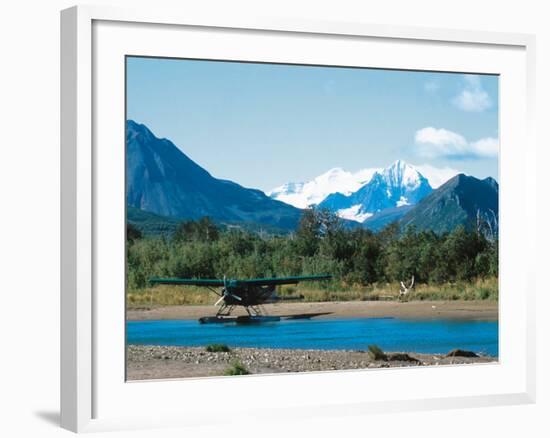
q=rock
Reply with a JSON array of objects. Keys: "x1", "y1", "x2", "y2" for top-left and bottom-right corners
[
  {"x1": 445, "y1": 349, "x2": 479, "y2": 358},
  {"x1": 127, "y1": 344, "x2": 490, "y2": 380},
  {"x1": 386, "y1": 353, "x2": 420, "y2": 363}
]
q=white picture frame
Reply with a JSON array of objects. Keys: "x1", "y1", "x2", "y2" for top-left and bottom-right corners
[{"x1": 60, "y1": 4, "x2": 537, "y2": 433}]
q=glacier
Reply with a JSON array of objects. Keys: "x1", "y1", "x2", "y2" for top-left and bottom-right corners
[
  {"x1": 267, "y1": 167, "x2": 379, "y2": 209},
  {"x1": 269, "y1": 160, "x2": 435, "y2": 223}
]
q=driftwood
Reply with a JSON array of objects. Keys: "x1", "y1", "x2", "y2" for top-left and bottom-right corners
[{"x1": 399, "y1": 275, "x2": 415, "y2": 298}]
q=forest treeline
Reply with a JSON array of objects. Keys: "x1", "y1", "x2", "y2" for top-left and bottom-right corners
[{"x1": 127, "y1": 208, "x2": 498, "y2": 296}]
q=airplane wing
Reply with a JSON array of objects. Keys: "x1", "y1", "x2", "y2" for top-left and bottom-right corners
[
  {"x1": 149, "y1": 274, "x2": 332, "y2": 287},
  {"x1": 240, "y1": 274, "x2": 332, "y2": 286},
  {"x1": 149, "y1": 278, "x2": 225, "y2": 287}
]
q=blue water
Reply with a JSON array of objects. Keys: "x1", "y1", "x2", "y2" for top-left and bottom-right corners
[{"x1": 127, "y1": 318, "x2": 498, "y2": 357}]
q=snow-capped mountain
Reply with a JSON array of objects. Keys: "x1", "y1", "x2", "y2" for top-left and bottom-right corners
[
  {"x1": 319, "y1": 160, "x2": 432, "y2": 222},
  {"x1": 267, "y1": 167, "x2": 379, "y2": 209}
]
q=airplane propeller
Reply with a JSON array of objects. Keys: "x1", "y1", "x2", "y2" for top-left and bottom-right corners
[{"x1": 214, "y1": 275, "x2": 242, "y2": 306}]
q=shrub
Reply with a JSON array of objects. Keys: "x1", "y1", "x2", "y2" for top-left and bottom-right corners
[
  {"x1": 224, "y1": 360, "x2": 250, "y2": 376},
  {"x1": 368, "y1": 344, "x2": 388, "y2": 361},
  {"x1": 205, "y1": 344, "x2": 231, "y2": 353}
]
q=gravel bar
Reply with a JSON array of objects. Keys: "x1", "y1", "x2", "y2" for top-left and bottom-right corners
[{"x1": 127, "y1": 345, "x2": 496, "y2": 380}]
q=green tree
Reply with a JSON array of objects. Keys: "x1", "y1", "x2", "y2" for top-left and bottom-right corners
[
  {"x1": 126, "y1": 214, "x2": 498, "y2": 293},
  {"x1": 173, "y1": 217, "x2": 219, "y2": 243},
  {"x1": 295, "y1": 208, "x2": 321, "y2": 257},
  {"x1": 126, "y1": 223, "x2": 143, "y2": 242}
]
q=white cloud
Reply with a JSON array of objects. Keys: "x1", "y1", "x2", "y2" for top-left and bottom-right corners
[
  {"x1": 414, "y1": 127, "x2": 499, "y2": 160},
  {"x1": 415, "y1": 127, "x2": 468, "y2": 158},
  {"x1": 470, "y1": 137, "x2": 499, "y2": 158},
  {"x1": 452, "y1": 74, "x2": 492, "y2": 112},
  {"x1": 412, "y1": 163, "x2": 461, "y2": 188},
  {"x1": 415, "y1": 127, "x2": 467, "y2": 148}
]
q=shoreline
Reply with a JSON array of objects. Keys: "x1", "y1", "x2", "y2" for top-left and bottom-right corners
[
  {"x1": 127, "y1": 300, "x2": 498, "y2": 322},
  {"x1": 127, "y1": 345, "x2": 497, "y2": 380}
]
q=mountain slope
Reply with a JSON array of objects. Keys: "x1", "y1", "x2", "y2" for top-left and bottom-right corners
[
  {"x1": 319, "y1": 160, "x2": 432, "y2": 222},
  {"x1": 126, "y1": 120, "x2": 302, "y2": 230},
  {"x1": 399, "y1": 174, "x2": 498, "y2": 234},
  {"x1": 127, "y1": 206, "x2": 181, "y2": 236},
  {"x1": 361, "y1": 205, "x2": 414, "y2": 231}
]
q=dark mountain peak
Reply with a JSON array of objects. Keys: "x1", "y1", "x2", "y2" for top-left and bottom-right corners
[
  {"x1": 127, "y1": 119, "x2": 171, "y2": 146},
  {"x1": 127, "y1": 119, "x2": 142, "y2": 130},
  {"x1": 127, "y1": 119, "x2": 155, "y2": 141},
  {"x1": 443, "y1": 173, "x2": 469, "y2": 186},
  {"x1": 483, "y1": 176, "x2": 499, "y2": 190},
  {"x1": 126, "y1": 121, "x2": 302, "y2": 230},
  {"x1": 441, "y1": 173, "x2": 497, "y2": 191},
  {"x1": 399, "y1": 172, "x2": 498, "y2": 234}
]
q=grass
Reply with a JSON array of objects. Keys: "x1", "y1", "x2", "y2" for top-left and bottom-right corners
[
  {"x1": 126, "y1": 285, "x2": 220, "y2": 307},
  {"x1": 403, "y1": 277, "x2": 498, "y2": 301},
  {"x1": 126, "y1": 277, "x2": 498, "y2": 308},
  {"x1": 224, "y1": 360, "x2": 250, "y2": 376},
  {"x1": 368, "y1": 344, "x2": 388, "y2": 361},
  {"x1": 205, "y1": 344, "x2": 231, "y2": 353}
]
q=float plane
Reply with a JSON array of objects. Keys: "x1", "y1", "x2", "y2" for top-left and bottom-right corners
[{"x1": 149, "y1": 274, "x2": 332, "y2": 323}]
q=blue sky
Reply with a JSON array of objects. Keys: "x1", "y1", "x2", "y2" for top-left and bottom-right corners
[{"x1": 126, "y1": 56, "x2": 499, "y2": 191}]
